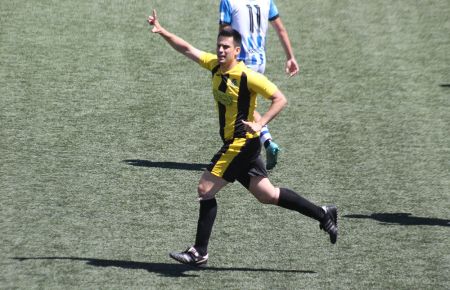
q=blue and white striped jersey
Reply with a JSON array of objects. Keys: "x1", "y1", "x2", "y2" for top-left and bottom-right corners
[{"x1": 219, "y1": 0, "x2": 279, "y2": 70}]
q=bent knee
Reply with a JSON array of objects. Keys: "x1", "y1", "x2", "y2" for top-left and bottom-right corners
[
  {"x1": 256, "y1": 195, "x2": 278, "y2": 205},
  {"x1": 197, "y1": 183, "x2": 215, "y2": 200},
  {"x1": 250, "y1": 186, "x2": 280, "y2": 205},
  {"x1": 197, "y1": 183, "x2": 208, "y2": 198}
]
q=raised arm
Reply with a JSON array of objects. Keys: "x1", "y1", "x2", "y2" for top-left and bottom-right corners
[
  {"x1": 219, "y1": 23, "x2": 230, "y2": 32},
  {"x1": 148, "y1": 9, "x2": 203, "y2": 63},
  {"x1": 270, "y1": 17, "x2": 299, "y2": 77}
]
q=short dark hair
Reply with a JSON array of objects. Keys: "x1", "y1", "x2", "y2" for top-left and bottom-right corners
[{"x1": 218, "y1": 27, "x2": 242, "y2": 47}]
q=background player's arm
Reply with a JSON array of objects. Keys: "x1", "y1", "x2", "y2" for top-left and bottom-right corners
[
  {"x1": 148, "y1": 9, "x2": 202, "y2": 63},
  {"x1": 270, "y1": 17, "x2": 299, "y2": 77},
  {"x1": 219, "y1": 23, "x2": 230, "y2": 31},
  {"x1": 242, "y1": 90, "x2": 287, "y2": 133}
]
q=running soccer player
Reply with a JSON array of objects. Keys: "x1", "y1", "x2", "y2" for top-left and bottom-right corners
[
  {"x1": 147, "y1": 9, "x2": 337, "y2": 267},
  {"x1": 219, "y1": 0, "x2": 300, "y2": 170}
]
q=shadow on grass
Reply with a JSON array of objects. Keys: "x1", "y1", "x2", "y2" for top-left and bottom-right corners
[
  {"x1": 439, "y1": 84, "x2": 450, "y2": 87},
  {"x1": 123, "y1": 159, "x2": 207, "y2": 171},
  {"x1": 343, "y1": 213, "x2": 449, "y2": 227},
  {"x1": 13, "y1": 257, "x2": 315, "y2": 277}
]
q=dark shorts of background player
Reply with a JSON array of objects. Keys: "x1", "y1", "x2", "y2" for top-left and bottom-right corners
[{"x1": 206, "y1": 137, "x2": 268, "y2": 189}]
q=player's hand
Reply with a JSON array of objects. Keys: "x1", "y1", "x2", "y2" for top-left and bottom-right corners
[
  {"x1": 285, "y1": 58, "x2": 299, "y2": 77},
  {"x1": 147, "y1": 9, "x2": 162, "y2": 33},
  {"x1": 242, "y1": 120, "x2": 263, "y2": 134}
]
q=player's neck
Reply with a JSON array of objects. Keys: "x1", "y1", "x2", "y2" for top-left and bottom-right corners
[{"x1": 219, "y1": 59, "x2": 238, "y2": 73}]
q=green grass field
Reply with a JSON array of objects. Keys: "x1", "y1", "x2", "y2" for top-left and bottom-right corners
[{"x1": 1, "y1": 0, "x2": 449, "y2": 289}]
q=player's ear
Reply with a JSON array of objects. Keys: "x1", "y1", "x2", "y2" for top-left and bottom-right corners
[{"x1": 235, "y1": 46, "x2": 241, "y2": 56}]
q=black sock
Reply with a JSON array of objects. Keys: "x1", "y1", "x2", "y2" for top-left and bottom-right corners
[
  {"x1": 194, "y1": 198, "x2": 217, "y2": 256},
  {"x1": 277, "y1": 188, "x2": 325, "y2": 221}
]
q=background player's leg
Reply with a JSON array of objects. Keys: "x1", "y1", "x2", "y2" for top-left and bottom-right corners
[{"x1": 253, "y1": 111, "x2": 280, "y2": 170}]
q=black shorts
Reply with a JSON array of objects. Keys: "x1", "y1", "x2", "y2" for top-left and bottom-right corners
[{"x1": 207, "y1": 137, "x2": 268, "y2": 189}]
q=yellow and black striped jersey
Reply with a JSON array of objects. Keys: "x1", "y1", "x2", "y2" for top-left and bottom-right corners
[{"x1": 199, "y1": 52, "x2": 278, "y2": 142}]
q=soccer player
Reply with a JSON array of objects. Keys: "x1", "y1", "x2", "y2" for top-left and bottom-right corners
[
  {"x1": 219, "y1": 0, "x2": 300, "y2": 170},
  {"x1": 147, "y1": 9, "x2": 337, "y2": 267}
]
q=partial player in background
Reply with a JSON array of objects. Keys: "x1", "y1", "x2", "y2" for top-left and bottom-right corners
[{"x1": 219, "y1": 0, "x2": 299, "y2": 170}]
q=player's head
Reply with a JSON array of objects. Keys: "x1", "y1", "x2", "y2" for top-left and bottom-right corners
[
  {"x1": 216, "y1": 27, "x2": 241, "y2": 64},
  {"x1": 218, "y1": 27, "x2": 242, "y2": 47}
]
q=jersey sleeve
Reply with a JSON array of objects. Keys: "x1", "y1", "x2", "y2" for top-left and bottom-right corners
[
  {"x1": 219, "y1": 0, "x2": 232, "y2": 25},
  {"x1": 198, "y1": 52, "x2": 219, "y2": 71},
  {"x1": 268, "y1": 0, "x2": 280, "y2": 21},
  {"x1": 247, "y1": 71, "x2": 279, "y2": 100}
]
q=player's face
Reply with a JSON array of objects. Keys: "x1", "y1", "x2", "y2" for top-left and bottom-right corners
[{"x1": 216, "y1": 36, "x2": 240, "y2": 65}]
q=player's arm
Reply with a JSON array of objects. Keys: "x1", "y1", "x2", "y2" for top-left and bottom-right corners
[
  {"x1": 270, "y1": 17, "x2": 299, "y2": 77},
  {"x1": 218, "y1": 0, "x2": 232, "y2": 31},
  {"x1": 242, "y1": 90, "x2": 287, "y2": 134},
  {"x1": 148, "y1": 9, "x2": 202, "y2": 63},
  {"x1": 219, "y1": 23, "x2": 231, "y2": 31}
]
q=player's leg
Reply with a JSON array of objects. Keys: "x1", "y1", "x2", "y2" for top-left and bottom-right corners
[
  {"x1": 192, "y1": 139, "x2": 247, "y2": 255},
  {"x1": 247, "y1": 175, "x2": 280, "y2": 204},
  {"x1": 195, "y1": 171, "x2": 228, "y2": 255},
  {"x1": 171, "y1": 138, "x2": 252, "y2": 267},
  {"x1": 169, "y1": 171, "x2": 228, "y2": 267},
  {"x1": 197, "y1": 170, "x2": 229, "y2": 200},
  {"x1": 247, "y1": 176, "x2": 338, "y2": 244},
  {"x1": 254, "y1": 110, "x2": 280, "y2": 170}
]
